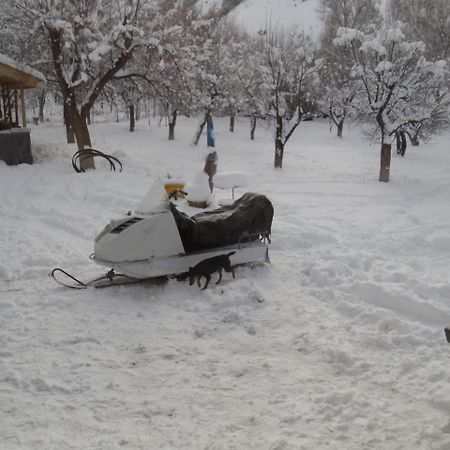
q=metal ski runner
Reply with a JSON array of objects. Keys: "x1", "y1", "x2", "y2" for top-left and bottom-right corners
[{"x1": 49, "y1": 268, "x2": 165, "y2": 289}]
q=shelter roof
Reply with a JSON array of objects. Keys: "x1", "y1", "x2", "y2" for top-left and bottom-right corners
[{"x1": 0, "y1": 52, "x2": 45, "y2": 89}]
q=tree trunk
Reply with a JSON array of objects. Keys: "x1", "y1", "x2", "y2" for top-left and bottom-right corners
[
  {"x1": 409, "y1": 124, "x2": 421, "y2": 146},
  {"x1": 397, "y1": 130, "x2": 407, "y2": 157},
  {"x1": 274, "y1": 116, "x2": 284, "y2": 168},
  {"x1": 129, "y1": 104, "x2": 135, "y2": 132},
  {"x1": 67, "y1": 104, "x2": 95, "y2": 170},
  {"x1": 410, "y1": 135, "x2": 420, "y2": 146},
  {"x1": 400, "y1": 131, "x2": 407, "y2": 157},
  {"x1": 379, "y1": 143, "x2": 391, "y2": 182},
  {"x1": 250, "y1": 115, "x2": 257, "y2": 140},
  {"x1": 337, "y1": 119, "x2": 344, "y2": 138},
  {"x1": 229, "y1": 112, "x2": 235, "y2": 132},
  {"x1": 38, "y1": 89, "x2": 46, "y2": 122},
  {"x1": 168, "y1": 109, "x2": 177, "y2": 140},
  {"x1": 63, "y1": 102, "x2": 75, "y2": 144},
  {"x1": 193, "y1": 111, "x2": 210, "y2": 146}
]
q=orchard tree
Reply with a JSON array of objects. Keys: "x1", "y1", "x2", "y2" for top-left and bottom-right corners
[
  {"x1": 189, "y1": 19, "x2": 244, "y2": 145},
  {"x1": 147, "y1": 49, "x2": 194, "y2": 140},
  {"x1": 238, "y1": 36, "x2": 268, "y2": 140},
  {"x1": 3, "y1": 0, "x2": 244, "y2": 169},
  {"x1": 318, "y1": 0, "x2": 381, "y2": 137},
  {"x1": 318, "y1": 58, "x2": 355, "y2": 138},
  {"x1": 262, "y1": 30, "x2": 321, "y2": 168},
  {"x1": 335, "y1": 25, "x2": 449, "y2": 182},
  {"x1": 386, "y1": 0, "x2": 450, "y2": 146},
  {"x1": 216, "y1": 24, "x2": 250, "y2": 133},
  {"x1": 136, "y1": 7, "x2": 202, "y2": 141},
  {"x1": 387, "y1": 0, "x2": 450, "y2": 60},
  {"x1": 4, "y1": 0, "x2": 170, "y2": 169}
]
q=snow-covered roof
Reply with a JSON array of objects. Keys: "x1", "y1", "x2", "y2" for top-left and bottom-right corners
[{"x1": 0, "y1": 52, "x2": 45, "y2": 89}]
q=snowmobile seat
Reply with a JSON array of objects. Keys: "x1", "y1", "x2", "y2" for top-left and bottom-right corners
[{"x1": 170, "y1": 192, "x2": 274, "y2": 253}]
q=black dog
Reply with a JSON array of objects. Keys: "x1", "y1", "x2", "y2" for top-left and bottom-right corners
[{"x1": 188, "y1": 251, "x2": 236, "y2": 290}]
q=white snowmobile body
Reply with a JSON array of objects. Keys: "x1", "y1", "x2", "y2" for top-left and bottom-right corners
[{"x1": 91, "y1": 181, "x2": 270, "y2": 279}]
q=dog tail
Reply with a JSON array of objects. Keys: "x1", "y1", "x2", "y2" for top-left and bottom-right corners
[{"x1": 227, "y1": 251, "x2": 236, "y2": 257}]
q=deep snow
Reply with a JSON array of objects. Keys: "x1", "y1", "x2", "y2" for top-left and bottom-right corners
[{"x1": 1, "y1": 115, "x2": 450, "y2": 449}]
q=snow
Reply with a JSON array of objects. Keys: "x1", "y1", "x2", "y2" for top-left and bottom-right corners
[
  {"x1": 186, "y1": 171, "x2": 212, "y2": 203},
  {"x1": 228, "y1": 0, "x2": 322, "y2": 37},
  {"x1": 375, "y1": 60, "x2": 393, "y2": 73},
  {"x1": 1, "y1": 115, "x2": 450, "y2": 449},
  {"x1": 214, "y1": 171, "x2": 250, "y2": 189},
  {"x1": 333, "y1": 27, "x2": 365, "y2": 46}
]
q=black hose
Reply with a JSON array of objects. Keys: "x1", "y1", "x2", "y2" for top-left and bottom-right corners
[{"x1": 72, "y1": 148, "x2": 123, "y2": 173}]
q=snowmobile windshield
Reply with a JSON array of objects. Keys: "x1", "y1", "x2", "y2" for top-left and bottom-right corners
[{"x1": 135, "y1": 180, "x2": 170, "y2": 214}]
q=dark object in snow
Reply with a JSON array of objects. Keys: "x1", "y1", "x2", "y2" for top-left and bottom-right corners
[
  {"x1": 0, "y1": 119, "x2": 12, "y2": 131},
  {"x1": 188, "y1": 251, "x2": 236, "y2": 290},
  {"x1": 188, "y1": 200, "x2": 209, "y2": 209},
  {"x1": 204, "y1": 150, "x2": 218, "y2": 192},
  {"x1": 170, "y1": 192, "x2": 274, "y2": 252},
  {"x1": 445, "y1": 327, "x2": 450, "y2": 343},
  {"x1": 0, "y1": 128, "x2": 33, "y2": 165},
  {"x1": 72, "y1": 148, "x2": 122, "y2": 173},
  {"x1": 49, "y1": 267, "x2": 168, "y2": 289}
]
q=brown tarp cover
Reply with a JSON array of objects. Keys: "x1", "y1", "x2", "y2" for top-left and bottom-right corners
[{"x1": 170, "y1": 193, "x2": 274, "y2": 252}]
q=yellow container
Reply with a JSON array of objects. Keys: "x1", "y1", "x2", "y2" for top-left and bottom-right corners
[{"x1": 164, "y1": 182, "x2": 185, "y2": 198}]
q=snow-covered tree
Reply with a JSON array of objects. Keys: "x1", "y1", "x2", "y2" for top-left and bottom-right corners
[
  {"x1": 187, "y1": 19, "x2": 245, "y2": 145},
  {"x1": 318, "y1": 0, "x2": 381, "y2": 137},
  {"x1": 2, "y1": 0, "x2": 244, "y2": 169},
  {"x1": 261, "y1": 30, "x2": 321, "y2": 168},
  {"x1": 3, "y1": 0, "x2": 170, "y2": 169},
  {"x1": 335, "y1": 25, "x2": 449, "y2": 182},
  {"x1": 238, "y1": 36, "x2": 268, "y2": 140},
  {"x1": 387, "y1": 0, "x2": 450, "y2": 60},
  {"x1": 386, "y1": 0, "x2": 450, "y2": 147}
]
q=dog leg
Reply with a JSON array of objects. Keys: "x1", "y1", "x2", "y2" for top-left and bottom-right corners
[
  {"x1": 202, "y1": 275, "x2": 211, "y2": 290},
  {"x1": 197, "y1": 276, "x2": 202, "y2": 287},
  {"x1": 216, "y1": 269, "x2": 223, "y2": 284},
  {"x1": 225, "y1": 264, "x2": 236, "y2": 279}
]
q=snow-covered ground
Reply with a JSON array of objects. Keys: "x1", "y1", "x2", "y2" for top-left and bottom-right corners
[{"x1": 1, "y1": 115, "x2": 450, "y2": 449}]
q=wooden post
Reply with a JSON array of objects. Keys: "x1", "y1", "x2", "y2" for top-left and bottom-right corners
[
  {"x1": 20, "y1": 87, "x2": 26, "y2": 128},
  {"x1": 14, "y1": 90, "x2": 19, "y2": 126}
]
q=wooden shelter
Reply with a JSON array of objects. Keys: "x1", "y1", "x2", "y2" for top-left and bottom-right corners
[
  {"x1": 0, "y1": 52, "x2": 45, "y2": 128},
  {"x1": 0, "y1": 53, "x2": 45, "y2": 165}
]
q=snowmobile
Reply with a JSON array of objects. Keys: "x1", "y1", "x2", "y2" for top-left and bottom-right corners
[{"x1": 50, "y1": 181, "x2": 273, "y2": 288}]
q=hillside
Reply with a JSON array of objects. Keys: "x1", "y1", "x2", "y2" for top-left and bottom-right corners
[{"x1": 230, "y1": 0, "x2": 321, "y2": 36}]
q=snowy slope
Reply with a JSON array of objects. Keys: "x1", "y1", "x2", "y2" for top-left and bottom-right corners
[
  {"x1": 1, "y1": 116, "x2": 450, "y2": 449},
  {"x1": 229, "y1": 0, "x2": 322, "y2": 36},
  {"x1": 200, "y1": 0, "x2": 322, "y2": 36}
]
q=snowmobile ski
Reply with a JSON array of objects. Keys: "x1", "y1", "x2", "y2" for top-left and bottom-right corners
[{"x1": 49, "y1": 268, "x2": 166, "y2": 289}]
